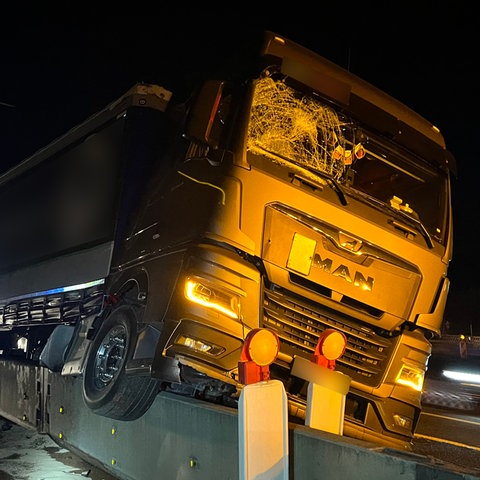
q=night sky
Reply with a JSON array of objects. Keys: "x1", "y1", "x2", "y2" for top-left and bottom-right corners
[{"x1": 0, "y1": 8, "x2": 478, "y2": 333}]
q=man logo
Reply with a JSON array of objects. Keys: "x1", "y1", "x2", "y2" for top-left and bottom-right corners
[{"x1": 312, "y1": 253, "x2": 374, "y2": 292}]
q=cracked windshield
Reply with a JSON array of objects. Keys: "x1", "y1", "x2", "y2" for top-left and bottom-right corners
[{"x1": 247, "y1": 74, "x2": 448, "y2": 244}]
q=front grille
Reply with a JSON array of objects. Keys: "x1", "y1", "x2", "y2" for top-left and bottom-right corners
[
  {"x1": 0, "y1": 285, "x2": 104, "y2": 328},
  {"x1": 263, "y1": 285, "x2": 396, "y2": 387}
]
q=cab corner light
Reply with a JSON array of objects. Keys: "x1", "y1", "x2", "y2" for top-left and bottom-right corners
[{"x1": 396, "y1": 363, "x2": 425, "y2": 392}]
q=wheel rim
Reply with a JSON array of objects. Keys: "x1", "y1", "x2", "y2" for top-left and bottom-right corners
[{"x1": 92, "y1": 324, "x2": 127, "y2": 390}]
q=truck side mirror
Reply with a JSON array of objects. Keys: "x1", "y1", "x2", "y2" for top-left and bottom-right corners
[{"x1": 185, "y1": 80, "x2": 225, "y2": 149}]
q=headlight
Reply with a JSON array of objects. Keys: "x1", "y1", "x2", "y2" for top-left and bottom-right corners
[{"x1": 184, "y1": 276, "x2": 240, "y2": 319}]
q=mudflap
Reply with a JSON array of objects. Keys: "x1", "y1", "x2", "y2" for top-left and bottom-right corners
[
  {"x1": 39, "y1": 324, "x2": 76, "y2": 372},
  {"x1": 60, "y1": 314, "x2": 99, "y2": 376}
]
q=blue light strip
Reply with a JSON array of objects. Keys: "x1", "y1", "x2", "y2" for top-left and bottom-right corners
[{"x1": 2, "y1": 278, "x2": 105, "y2": 303}]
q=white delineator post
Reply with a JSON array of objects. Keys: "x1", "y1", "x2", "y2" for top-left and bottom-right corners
[
  {"x1": 239, "y1": 379, "x2": 288, "y2": 480},
  {"x1": 291, "y1": 329, "x2": 351, "y2": 435},
  {"x1": 292, "y1": 356, "x2": 351, "y2": 434},
  {"x1": 237, "y1": 328, "x2": 288, "y2": 480}
]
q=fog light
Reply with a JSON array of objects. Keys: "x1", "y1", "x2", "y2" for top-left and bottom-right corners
[
  {"x1": 395, "y1": 363, "x2": 425, "y2": 391},
  {"x1": 16, "y1": 336, "x2": 28, "y2": 352},
  {"x1": 175, "y1": 334, "x2": 225, "y2": 356},
  {"x1": 393, "y1": 413, "x2": 412, "y2": 430}
]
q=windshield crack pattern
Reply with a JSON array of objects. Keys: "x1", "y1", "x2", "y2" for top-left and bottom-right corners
[{"x1": 247, "y1": 76, "x2": 348, "y2": 180}]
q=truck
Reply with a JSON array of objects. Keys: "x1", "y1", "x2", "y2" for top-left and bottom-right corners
[{"x1": 0, "y1": 30, "x2": 455, "y2": 452}]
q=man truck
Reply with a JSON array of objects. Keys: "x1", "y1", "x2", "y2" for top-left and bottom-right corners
[{"x1": 0, "y1": 31, "x2": 455, "y2": 453}]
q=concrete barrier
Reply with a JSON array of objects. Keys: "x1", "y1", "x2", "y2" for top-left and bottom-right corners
[
  {"x1": 46, "y1": 373, "x2": 479, "y2": 479},
  {"x1": 1, "y1": 360, "x2": 479, "y2": 479}
]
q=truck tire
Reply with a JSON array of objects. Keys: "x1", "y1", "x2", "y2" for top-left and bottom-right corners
[{"x1": 82, "y1": 302, "x2": 160, "y2": 420}]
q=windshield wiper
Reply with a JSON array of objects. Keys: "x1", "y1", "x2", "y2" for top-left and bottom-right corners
[
  {"x1": 325, "y1": 176, "x2": 347, "y2": 206},
  {"x1": 293, "y1": 167, "x2": 348, "y2": 206},
  {"x1": 251, "y1": 146, "x2": 348, "y2": 206},
  {"x1": 296, "y1": 163, "x2": 347, "y2": 205},
  {"x1": 350, "y1": 189, "x2": 433, "y2": 249},
  {"x1": 390, "y1": 209, "x2": 433, "y2": 249}
]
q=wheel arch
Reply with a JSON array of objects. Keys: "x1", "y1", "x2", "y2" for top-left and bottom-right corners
[
  {"x1": 108, "y1": 267, "x2": 150, "y2": 306},
  {"x1": 105, "y1": 268, "x2": 164, "y2": 366},
  {"x1": 82, "y1": 285, "x2": 161, "y2": 420}
]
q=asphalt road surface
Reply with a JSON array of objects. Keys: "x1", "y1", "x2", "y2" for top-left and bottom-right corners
[{"x1": 0, "y1": 419, "x2": 118, "y2": 480}]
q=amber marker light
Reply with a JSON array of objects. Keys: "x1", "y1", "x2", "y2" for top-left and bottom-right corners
[
  {"x1": 244, "y1": 328, "x2": 280, "y2": 366},
  {"x1": 320, "y1": 330, "x2": 347, "y2": 360},
  {"x1": 238, "y1": 328, "x2": 280, "y2": 384},
  {"x1": 395, "y1": 363, "x2": 425, "y2": 392},
  {"x1": 312, "y1": 329, "x2": 347, "y2": 370}
]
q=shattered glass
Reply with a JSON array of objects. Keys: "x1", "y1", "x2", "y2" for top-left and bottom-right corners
[
  {"x1": 246, "y1": 74, "x2": 449, "y2": 244},
  {"x1": 248, "y1": 76, "x2": 347, "y2": 180}
]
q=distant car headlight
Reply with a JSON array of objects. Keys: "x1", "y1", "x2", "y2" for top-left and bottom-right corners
[{"x1": 443, "y1": 369, "x2": 480, "y2": 385}]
